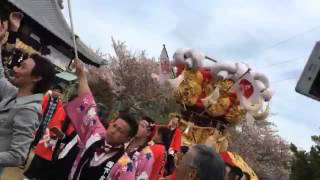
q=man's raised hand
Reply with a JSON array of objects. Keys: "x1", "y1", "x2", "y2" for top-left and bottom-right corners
[{"x1": 9, "y1": 12, "x2": 24, "y2": 32}]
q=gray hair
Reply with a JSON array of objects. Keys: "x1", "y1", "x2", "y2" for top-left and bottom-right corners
[{"x1": 189, "y1": 144, "x2": 225, "y2": 180}]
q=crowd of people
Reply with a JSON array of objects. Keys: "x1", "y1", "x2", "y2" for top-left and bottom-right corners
[{"x1": 0, "y1": 11, "x2": 244, "y2": 180}]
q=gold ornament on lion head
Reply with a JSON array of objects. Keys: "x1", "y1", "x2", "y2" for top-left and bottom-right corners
[
  {"x1": 201, "y1": 79, "x2": 247, "y2": 124},
  {"x1": 174, "y1": 70, "x2": 204, "y2": 106},
  {"x1": 216, "y1": 79, "x2": 234, "y2": 94}
]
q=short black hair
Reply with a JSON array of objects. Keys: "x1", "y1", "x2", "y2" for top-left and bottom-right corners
[
  {"x1": 141, "y1": 116, "x2": 155, "y2": 124},
  {"x1": 157, "y1": 126, "x2": 172, "y2": 150},
  {"x1": 180, "y1": 146, "x2": 189, "y2": 154},
  {"x1": 191, "y1": 145, "x2": 225, "y2": 180},
  {"x1": 53, "y1": 84, "x2": 64, "y2": 93},
  {"x1": 117, "y1": 112, "x2": 138, "y2": 137},
  {"x1": 30, "y1": 54, "x2": 55, "y2": 94}
]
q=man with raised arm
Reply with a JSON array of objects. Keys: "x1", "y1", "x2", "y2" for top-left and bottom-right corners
[
  {"x1": 0, "y1": 12, "x2": 55, "y2": 175},
  {"x1": 52, "y1": 59, "x2": 138, "y2": 180}
]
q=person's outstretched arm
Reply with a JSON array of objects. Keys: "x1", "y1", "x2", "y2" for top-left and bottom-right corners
[
  {"x1": 0, "y1": 19, "x2": 8, "y2": 79},
  {"x1": 0, "y1": 18, "x2": 17, "y2": 99},
  {"x1": 73, "y1": 58, "x2": 90, "y2": 96},
  {"x1": 65, "y1": 59, "x2": 106, "y2": 144}
]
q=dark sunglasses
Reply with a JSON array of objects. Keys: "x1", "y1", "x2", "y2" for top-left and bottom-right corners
[
  {"x1": 13, "y1": 49, "x2": 29, "y2": 64},
  {"x1": 7, "y1": 49, "x2": 29, "y2": 69}
]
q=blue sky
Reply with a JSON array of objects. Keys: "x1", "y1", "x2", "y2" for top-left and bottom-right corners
[{"x1": 63, "y1": 0, "x2": 320, "y2": 150}]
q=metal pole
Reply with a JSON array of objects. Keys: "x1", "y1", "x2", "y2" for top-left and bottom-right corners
[
  {"x1": 67, "y1": 0, "x2": 78, "y2": 70},
  {"x1": 227, "y1": 68, "x2": 252, "y2": 92},
  {"x1": 205, "y1": 55, "x2": 218, "y2": 63}
]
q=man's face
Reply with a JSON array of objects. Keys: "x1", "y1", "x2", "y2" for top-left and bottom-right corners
[
  {"x1": 106, "y1": 118, "x2": 130, "y2": 146},
  {"x1": 168, "y1": 117, "x2": 179, "y2": 130},
  {"x1": 136, "y1": 120, "x2": 150, "y2": 138},
  {"x1": 12, "y1": 58, "x2": 40, "y2": 88},
  {"x1": 175, "y1": 148, "x2": 198, "y2": 180}
]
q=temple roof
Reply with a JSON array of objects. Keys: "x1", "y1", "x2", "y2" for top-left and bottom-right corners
[{"x1": 8, "y1": 0, "x2": 104, "y2": 66}]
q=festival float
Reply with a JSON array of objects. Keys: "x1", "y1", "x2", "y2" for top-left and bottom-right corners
[{"x1": 159, "y1": 47, "x2": 272, "y2": 180}]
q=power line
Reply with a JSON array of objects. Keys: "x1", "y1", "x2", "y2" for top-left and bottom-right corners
[
  {"x1": 205, "y1": 55, "x2": 306, "y2": 70},
  {"x1": 204, "y1": 24, "x2": 318, "y2": 86},
  {"x1": 255, "y1": 55, "x2": 306, "y2": 70},
  {"x1": 263, "y1": 25, "x2": 320, "y2": 51},
  {"x1": 257, "y1": 56, "x2": 308, "y2": 86},
  {"x1": 272, "y1": 77, "x2": 298, "y2": 85},
  {"x1": 242, "y1": 25, "x2": 320, "y2": 60},
  {"x1": 270, "y1": 77, "x2": 297, "y2": 89},
  {"x1": 267, "y1": 56, "x2": 305, "y2": 67}
]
